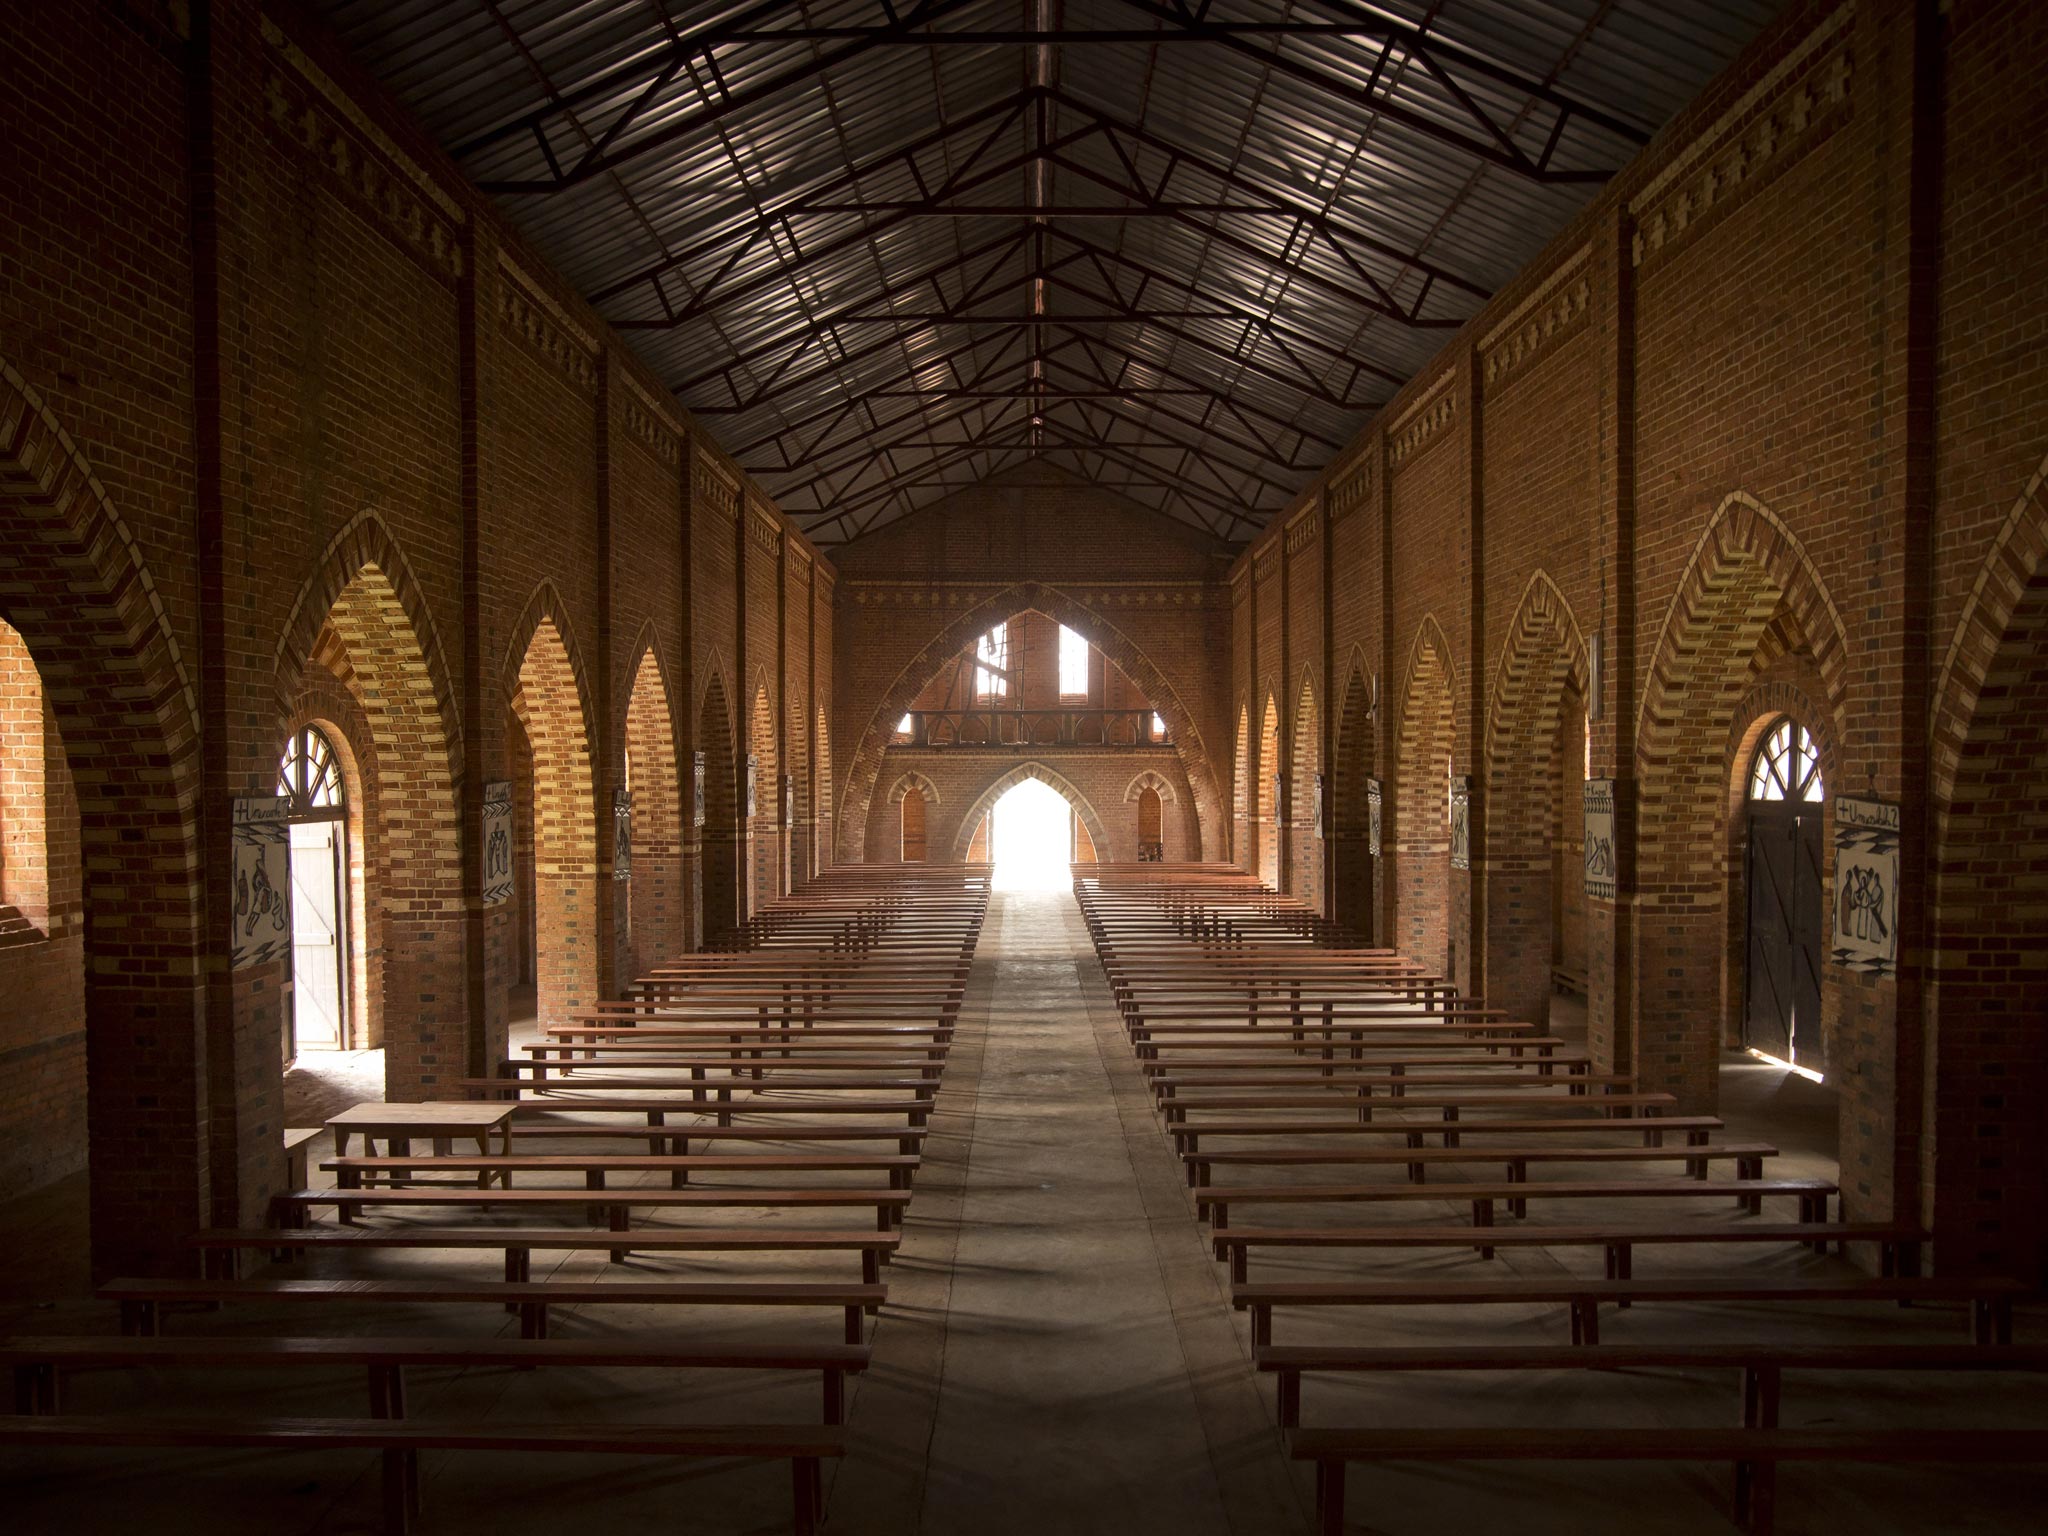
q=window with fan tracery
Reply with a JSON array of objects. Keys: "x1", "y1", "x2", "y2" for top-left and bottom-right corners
[
  {"x1": 1748, "y1": 718, "x2": 1824, "y2": 804},
  {"x1": 278, "y1": 725, "x2": 346, "y2": 820}
]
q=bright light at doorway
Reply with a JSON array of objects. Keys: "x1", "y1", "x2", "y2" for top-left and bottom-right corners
[
  {"x1": 990, "y1": 778, "x2": 1074, "y2": 891},
  {"x1": 1746, "y1": 1046, "x2": 1825, "y2": 1083}
]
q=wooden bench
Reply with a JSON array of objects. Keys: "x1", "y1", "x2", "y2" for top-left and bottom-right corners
[
  {"x1": 1169, "y1": 1114, "x2": 1727, "y2": 1155},
  {"x1": 1183, "y1": 1141, "x2": 1777, "y2": 1189},
  {"x1": 196, "y1": 1224, "x2": 901, "y2": 1282},
  {"x1": 1255, "y1": 1339, "x2": 2048, "y2": 1428},
  {"x1": 101, "y1": 1275, "x2": 887, "y2": 1344},
  {"x1": 1211, "y1": 1221, "x2": 1926, "y2": 1284},
  {"x1": 474, "y1": 1092, "x2": 936, "y2": 1128},
  {"x1": 1150, "y1": 1069, "x2": 1620, "y2": 1099},
  {"x1": 1194, "y1": 1177, "x2": 1837, "y2": 1235},
  {"x1": 273, "y1": 1183, "x2": 915, "y2": 1237},
  {"x1": 1233, "y1": 1274, "x2": 2028, "y2": 1347},
  {"x1": 1160, "y1": 1090, "x2": 1679, "y2": 1124},
  {"x1": 464, "y1": 1073, "x2": 941, "y2": 1101},
  {"x1": 1291, "y1": 1424, "x2": 2048, "y2": 1536},
  {"x1": 0, "y1": 1414, "x2": 845, "y2": 1535},
  {"x1": 3, "y1": 1331, "x2": 871, "y2": 1423},
  {"x1": 322, "y1": 1151, "x2": 924, "y2": 1192},
  {"x1": 506, "y1": 1121, "x2": 929, "y2": 1157}
]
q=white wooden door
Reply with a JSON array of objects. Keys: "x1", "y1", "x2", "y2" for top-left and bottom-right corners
[{"x1": 289, "y1": 821, "x2": 345, "y2": 1053}]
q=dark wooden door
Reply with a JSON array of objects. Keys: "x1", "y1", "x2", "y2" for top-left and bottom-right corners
[{"x1": 1745, "y1": 805, "x2": 1825, "y2": 1064}]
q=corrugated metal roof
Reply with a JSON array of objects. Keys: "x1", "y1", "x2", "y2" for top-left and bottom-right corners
[{"x1": 315, "y1": 0, "x2": 1780, "y2": 546}]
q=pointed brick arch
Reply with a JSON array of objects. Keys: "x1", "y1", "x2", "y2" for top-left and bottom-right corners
[
  {"x1": 0, "y1": 356, "x2": 208, "y2": 1278},
  {"x1": 949, "y1": 760, "x2": 1111, "y2": 863},
  {"x1": 697, "y1": 665, "x2": 742, "y2": 945},
  {"x1": 1331, "y1": 652, "x2": 1376, "y2": 939},
  {"x1": 747, "y1": 673, "x2": 780, "y2": 912},
  {"x1": 1928, "y1": 448, "x2": 2048, "y2": 1282},
  {"x1": 837, "y1": 580, "x2": 1219, "y2": 863},
  {"x1": 888, "y1": 769, "x2": 943, "y2": 806},
  {"x1": 1483, "y1": 571, "x2": 1589, "y2": 1026},
  {"x1": 505, "y1": 592, "x2": 600, "y2": 1030},
  {"x1": 277, "y1": 542, "x2": 465, "y2": 1101},
  {"x1": 1124, "y1": 770, "x2": 1178, "y2": 804},
  {"x1": 622, "y1": 642, "x2": 683, "y2": 979},
  {"x1": 1231, "y1": 697, "x2": 1251, "y2": 865},
  {"x1": 1291, "y1": 669, "x2": 1322, "y2": 910},
  {"x1": 1256, "y1": 690, "x2": 1282, "y2": 888},
  {"x1": 814, "y1": 702, "x2": 833, "y2": 877},
  {"x1": 1393, "y1": 616, "x2": 1458, "y2": 974},
  {"x1": 1629, "y1": 493, "x2": 1850, "y2": 1111}
]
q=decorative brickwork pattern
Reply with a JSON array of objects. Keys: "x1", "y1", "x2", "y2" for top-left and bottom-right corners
[
  {"x1": 621, "y1": 645, "x2": 683, "y2": 980},
  {"x1": 1393, "y1": 617, "x2": 1458, "y2": 974}
]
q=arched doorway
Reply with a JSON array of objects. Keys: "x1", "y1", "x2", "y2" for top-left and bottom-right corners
[
  {"x1": 1394, "y1": 624, "x2": 1457, "y2": 975},
  {"x1": 1291, "y1": 675, "x2": 1320, "y2": 910},
  {"x1": 1257, "y1": 695, "x2": 1281, "y2": 888},
  {"x1": 277, "y1": 724, "x2": 351, "y2": 1059},
  {"x1": 987, "y1": 777, "x2": 1076, "y2": 889},
  {"x1": 1741, "y1": 717, "x2": 1826, "y2": 1071},
  {"x1": 697, "y1": 675, "x2": 741, "y2": 945},
  {"x1": 622, "y1": 649, "x2": 682, "y2": 980},
  {"x1": 1331, "y1": 664, "x2": 1374, "y2": 939}
]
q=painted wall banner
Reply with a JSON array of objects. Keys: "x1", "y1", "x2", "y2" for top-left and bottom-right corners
[
  {"x1": 692, "y1": 751, "x2": 706, "y2": 828},
  {"x1": 482, "y1": 781, "x2": 514, "y2": 906},
  {"x1": 745, "y1": 752, "x2": 760, "y2": 819},
  {"x1": 613, "y1": 788, "x2": 632, "y2": 881},
  {"x1": 1313, "y1": 772, "x2": 1327, "y2": 840},
  {"x1": 1366, "y1": 777, "x2": 1383, "y2": 856},
  {"x1": 781, "y1": 773, "x2": 795, "y2": 828},
  {"x1": 1449, "y1": 777, "x2": 1472, "y2": 870},
  {"x1": 231, "y1": 797, "x2": 292, "y2": 969},
  {"x1": 1272, "y1": 772, "x2": 1286, "y2": 827},
  {"x1": 1832, "y1": 795, "x2": 1900, "y2": 978},
  {"x1": 1583, "y1": 778, "x2": 1616, "y2": 902}
]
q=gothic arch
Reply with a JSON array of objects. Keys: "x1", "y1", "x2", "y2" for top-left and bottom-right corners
[
  {"x1": 888, "y1": 770, "x2": 943, "y2": 807},
  {"x1": 1124, "y1": 770, "x2": 1178, "y2": 804},
  {"x1": 696, "y1": 665, "x2": 741, "y2": 945},
  {"x1": 1330, "y1": 650, "x2": 1377, "y2": 939},
  {"x1": 506, "y1": 597, "x2": 601, "y2": 1029},
  {"x1": 0, "y1": 356, "x2": 208, "y2": 1276},
  {"x1": 1393, "y1": 615, "x2": 1458, "y2": 974},
  {"x1": 747, "y1": 672, "x2": 780, "y2": 911},
  {"x1": 272, "y1": 510, "x2": 462, "y2": 763},
  {"x1": 1231, "y1": 696, "x2": 1251, "y2": 865},
  {"x1": 1291, "y1": 667, "x2": 1321, "y2": 909},
  {"x1": 1630, "y1": 492, "x2": 1851, "y2": 1110},
  {"x1": 1256, "y1": 690, "x2": 1282, "y2": 887},
  {"x1": 1482, "y1": 571, "x2": 1590, "y2": 1026},
  {"x1": 1927, "y1": 447, "x2": 2048, "y2": 1281},
  {"x1": 836, "y1": 580, "x2": 1219, "y2": 863},
  {"x1": 948, "y1": 761, "x2": 1112, "y2": 863},
  {"x1": 621, "y1": 643, "x2": 683, "y2": 979}
]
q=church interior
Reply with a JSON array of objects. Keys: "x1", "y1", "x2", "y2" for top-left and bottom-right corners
[{"x1": 1, "y1": 0, "x2": 2045, "y2": 1530}]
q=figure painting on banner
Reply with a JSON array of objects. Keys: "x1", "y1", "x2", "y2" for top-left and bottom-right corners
[
  {"x1": 1832, "y1": 795, "x2": 1899, "y2": 978},
  {"x1": 1583, "y1": 779, "x2": 1616, "y2": 902},
  {"x1": 231, "y1": 797, "x2": 292, "y2": 969},
  {"x1": 482, "y1": 782, "x2": 514, "y2": 905}
]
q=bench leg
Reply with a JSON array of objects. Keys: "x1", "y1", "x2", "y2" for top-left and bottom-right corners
[
  {"x1": 610, "y1": 1205, "x2": 631, "y2": 1264},
  {"x1": 1277, "y1": 1368, "x2": 1301, "y2": 1430},
  {"x1": 845, "y1": 1305, "x2": 863, "y2": 1345},
  {"x1": 823, "y1": 1370, "x2": 844, "y2": 1426},
  {"x1": 792, "y1": 1456, "x2": 823, "y2": 1536},
  {"x1": 1472, "y1": 1197, "x2": 1494, "y2": 1261},
  {"x1": 862, "y1": 1251, "x2": 879, "y2": 1287},
  {"x1": 381, "y1": 1450, "x2": 413, "y2": 1536},
  {"x1": 1314, "y1": 1459, "x2": 1346, "y2": 1536}
]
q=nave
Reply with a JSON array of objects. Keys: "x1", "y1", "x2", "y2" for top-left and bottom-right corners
[{"x1": 3, "y1": 863, "x2": 2044, "y2": 1534}]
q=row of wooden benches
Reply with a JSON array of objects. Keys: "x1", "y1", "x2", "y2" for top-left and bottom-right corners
[
  {"x1": 1071, "y1": 861, "x2": 2039, "y2": 1534},
  {"x1": 3, "y1": 865, "x2": 994, "y2": 1534}
]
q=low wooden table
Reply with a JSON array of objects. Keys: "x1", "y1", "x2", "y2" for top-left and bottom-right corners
[{"x1": 325, "y1": 1103, "x2": 516, "y2": 1188}]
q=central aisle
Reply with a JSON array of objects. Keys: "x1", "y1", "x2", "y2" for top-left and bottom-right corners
[{"x1": 829, "y1": 890, "x2": 1301, "y2": 1534}]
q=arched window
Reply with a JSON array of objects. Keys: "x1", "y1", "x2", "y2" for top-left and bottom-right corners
[
  {"x1": 901, "y1": 786, "x2": 927, "y2": 862},
  {"x1": 1136, "y1": 785, "x2": 1163, "y2": 858},
  {"x1": 277, "y1": 724, "x2": 345, "y2": 819},
  {"x1": 1747, "y1": 718, "x2": 1824, "y2": 804}
]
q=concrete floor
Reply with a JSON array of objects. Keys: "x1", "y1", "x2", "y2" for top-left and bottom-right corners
[{"x1": 1, "y1": 890, "x2": 2043, "y2": 1533}]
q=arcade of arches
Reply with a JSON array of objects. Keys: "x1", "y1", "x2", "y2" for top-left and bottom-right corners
[{"x1": 3, "y1": 0, "x2": 2047, "y2": 1530}]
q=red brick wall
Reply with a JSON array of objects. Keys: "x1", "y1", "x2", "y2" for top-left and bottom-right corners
[
  {"x1": 0, "y1": 0, "x2": 831, "y2": 1274},
  {"x1": 866, "y1": 750, "x2": 1198, "y2": 865},
  {"x1": 1220, "y1": 0, "x2": 2048, "y2": 1274}
]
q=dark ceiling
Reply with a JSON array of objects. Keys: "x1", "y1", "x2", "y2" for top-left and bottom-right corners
[{"x1": 317, "y1": 0, "x2": 1781, "y2": 546}]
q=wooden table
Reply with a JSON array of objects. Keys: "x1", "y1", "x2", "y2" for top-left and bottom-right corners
[{"x1": 325, "y1": 1103, "x2": 516, "y2": 1188}]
